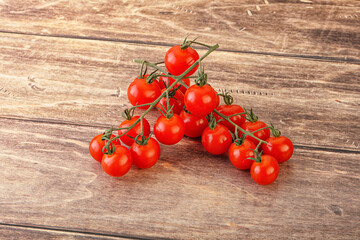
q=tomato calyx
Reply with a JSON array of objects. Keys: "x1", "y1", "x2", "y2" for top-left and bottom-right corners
[
  {"x1": 101, "y1": 127, "x2": 116, "y2": 155},
  {"x1": 244, "y1": 108, "x2": 259, "y2": 123},
  {"x1": 122, "y1": 108, "x2": 135, "y2": 120},
  {"x1": 206, "y1": 112, "x2": 223, "y2": 130},
  {"x1": 157, "y1": 102, "x2": 174, "y2": 119},
  {"x1": 180, "y1": 36, "x2": 198, "y2": 50},
  {"x1": 133, "y1": 134, "x2": 152, "y2": 146},
  {"x1": 248, "y1": 149, "x2": 263, "y2": 163},
  {"x1": 194, "y1": 65, "x2": 208, "y2": 87},
  {"x1": 218, "y1": 91, "x2": 234, "y2": 105},
  {"x1": 270, "y1": 123, "x2": 282, "y2": 138},
  {"x1": 233, "y1": 133, "x2": 246, "y2": 146},
  {"x1": 145, "y1": 69, "x2": 159, "y2": 84}
]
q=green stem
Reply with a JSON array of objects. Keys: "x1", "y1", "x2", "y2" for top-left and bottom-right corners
[
  {"x1": 104, "y1": 43, "x2": 220, "y2": 151},
  {"x1": 213, "y1": 109, "x2": 268, "y2": 145}
]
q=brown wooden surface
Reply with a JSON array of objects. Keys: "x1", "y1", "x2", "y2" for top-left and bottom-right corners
[
  {"x1": 1, "y1": 0, "x2": 360, "y2": 62},
  {"x1": 0, "y1": 0, "x2": 359, "y2": 239}
]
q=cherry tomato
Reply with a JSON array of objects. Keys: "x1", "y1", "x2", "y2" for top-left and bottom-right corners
[
  {"x1": 201, "y1": 124, "x2": 232, "y2": 155},
  {"x1": 156, "y1": 89, "x2": 184, "y2": 115},
  {"x1": 250, "y1": 154, "x2": 279, "y2": 185},
  {"x1": 89, "y1": 134, "x2": 121, "y2": 162},
  {"x1": 180, "y1": 109, "x2": 208, "y2": 138},
  {"x1": 184, "y1": 84, "x2": 218, "y2": 117},
  {"x1": 157, "y1": 75, "x2": 190, "y2": 94},
  {"x1": 214, "y1": 104, "x2": 246, "y2": 133},
  {"x1": 165, "y1": 45, "x2": 199, "y2": 77},
  {"x1": 262, "y1": 136, "x2": 294, "y2": 163},
  {"x1": 241, "y1": 121, "x2": 270, "y2": 146},
  {"x1": 228, "y1": 139, "x2": 256, "y2": 170},
  {"x1": 127, "y1": 76, "x2": 161, "y2": 109},
  {"x1": 131, "y1": 138, "x2": 161, "y2": 169},
  {"x1": 154, "y1": 114, "x2": 185, "y2": 145},
  {"x1": 102, "y1": 145, "x2": 133, "y2": 177},
  {"x1": 118, "y1": 116, "x2": 151, "y2": 146}
]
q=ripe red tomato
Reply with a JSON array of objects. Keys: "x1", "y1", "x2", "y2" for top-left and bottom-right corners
[
  {"x1": 165, "y1": 45, "x2": 199, "y2": 77},
  {"x1": 157, "y1": 75, "x2": 190, "y2": 94},
  {"x1": 156, "y1": 89, "x2": 184, "y2": 115},
  {"x1": 127, "y1": 76, "x2": 161, "y2": 109},
  {"x1": 202, "y1": 124, "x2": 232, "y2": 155},
  {"x1": 130, "y1": 138, "x2": 161, "y2": 169},
  {"x1": 102, "y1": 145, "x2": 133, "y2": 177},
  {"x1": 241, "y1": 121, "x2": 270, "y2": 146},
  {"x1": 118, "y1": 116, "x2": 151, "y2": 146},
  {"x1": 250, "y1": 154, "x2": 279, "y2": 185},
  {"x1": 228, "y1": 139, "x2": 256, "y2": 170},
  {"x1": 262, "y1": 136, "x2": 294, "y2": 163},
  {"x1": 154, "y1": 114, "x2": 185, "y2": 145},
  {"x1": 214, "y1": 104, "x2": 246, "y2": 133},
  {"x1": 180, "y1": 109, "x2": 208, "y2": 138},
  {"x1": 184, "y1": 84, "x2": 218, "y2": 117},
  {"x1": 89, "y1": 133, "x2": 121, "y2": 162}
]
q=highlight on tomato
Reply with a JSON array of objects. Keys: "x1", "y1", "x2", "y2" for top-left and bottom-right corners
[
  {"x1": 214, "y1": 92, "x2": 246, "y2": 133},
  {"x1": 131, "y1": 136, "x2": 161, "y2": 169},
  {"x1": 262, "y1": 124, "x2": 294, "y2": 163},
  {"x1": 228, "y1": 138, "x2": 256, "y2": 170},
  {"x1": 250, "y1": 153, "x2": 279, "y2": 185},
  {"x1": 241, "y1": 109, "x2": 270, "y2": 146},
  {"x1": 102, "y1": 145, "x2": 133, "y2": 177},
  {"x1": 127, "y1": 75, "x2": 161, "y2": 109},
  {"x1": 154, "y1": 113, "x2": 185, "y2": 145},
  {"x1": 201, "y1": 114, "x2": 232, "y2": 155},
  {"x1": 180, "y1": 108, "x2": 208, "y2": 138},
  {"x1": 164, "y1": 43, "x2": 199, "y2": 77}
]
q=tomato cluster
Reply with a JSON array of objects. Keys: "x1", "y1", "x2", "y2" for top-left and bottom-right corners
[{"x1": 88, "y1": 38, "x2": 294, "y2": 185}]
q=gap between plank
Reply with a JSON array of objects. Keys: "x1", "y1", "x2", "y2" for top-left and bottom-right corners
[
  {"x1": 1, "y1": 115, "x2": 359, "y2": 155},
  {"x1": 0, "y1": 30, "x2": 359, "y2": 65},
  {"x1": 0, "y1": 222, "x2": 173, "y2": 240}
]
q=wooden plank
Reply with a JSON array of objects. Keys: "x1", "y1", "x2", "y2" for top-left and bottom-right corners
[
  {"x1": 0, "y1": 33, "x2": 359, "y2": 151},
  {"x1": 0, "y1": 117, "x2": 359, "y2": 239},
  {"x1": 0, "y1": 0, "x2": 359, "y2": 61},
  {"x1": 0, "y1": 224, "x2": 134, "y2": 240}
]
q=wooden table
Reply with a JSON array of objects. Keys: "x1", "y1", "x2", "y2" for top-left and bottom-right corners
[{"x1": 1, "y1": 1, "x2": 359, "y2": 239}]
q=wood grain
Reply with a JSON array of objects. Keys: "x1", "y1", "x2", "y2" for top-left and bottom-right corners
[
  {"x1": 0, "y1": 33, "x2": 359, "y2": 152},
  {"x1": 0, "y1": 0, "x2": 359, "y2": 61},
  {"x1": 0, "y1": 224, "x2": 135, "y2": 240},
  {"x1": 0, "y1": 117, "x2": 359, "y2": 239}
]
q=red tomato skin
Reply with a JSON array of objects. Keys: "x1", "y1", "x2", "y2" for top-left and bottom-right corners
[
  {"x1": 127, "y1": 76, "x2": 161, "y2": 109},
  {"x1": 262, "y1": 136, "x2": 294, "y2": 163},
  {"x1": 179, "y1": 110, "x2": 208, "y2": 138},
  {"x1": 102, "y1": 145, "x2": 133, "y2": 177},
  {"x1": 214, "y1": 104, "x2": 246, "y2": 133},
  {"x1": 158, "y1": 75, "x2": 190, "y2": 94},
  {"x1": 164, "y1": 45, "x2": 199, "y2": 77},
  {"x1": 89, "y1": 134, "x2": 121, "y2": 162},
  {"x1": 154, "y1": 114, "x2": 185, "y2": 145},
  {"x1": 241, "y1": 121, "x2": 270, "y2": 145},
  {"x1": 131, "y1": 138, "x2": 161, "y2": 169},
  {"x1": 201, "y1": 124, "x2": 232, "y2": 155},
  {"x1": 118, "y1": 116, "x2": 151, "y2": 146},
  {"x1": 250, "y1": 155, "x2": 279, "y2": 185},
  {"x1": 228, "y1": 139, "x2": 256, "y2": 170},
  {"x1": 156, "y1": 89, "x2": 184, "y2": 115},
  {"x1": 184, "y1": 84, "x2": 218, "y2": 117}
]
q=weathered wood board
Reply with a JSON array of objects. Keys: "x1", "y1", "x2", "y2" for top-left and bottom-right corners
[
  {"x1": 0, "y1": 0, "x2": 359, "y2": 61},
  {"x1": 0, "y1": 118, "x2": 359, "y2": 239}
]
